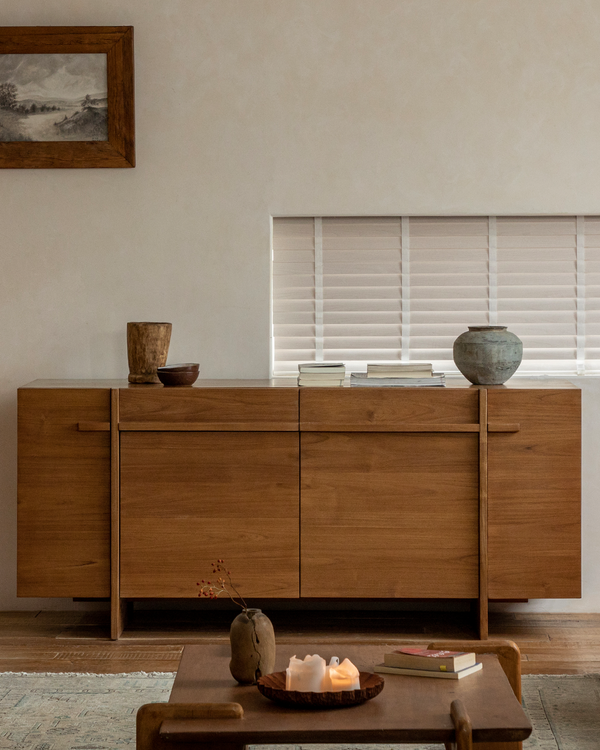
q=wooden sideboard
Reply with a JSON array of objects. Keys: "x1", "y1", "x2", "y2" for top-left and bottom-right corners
[{"x1": 17, "y1": 379, "x2": 581, "y2": 639}]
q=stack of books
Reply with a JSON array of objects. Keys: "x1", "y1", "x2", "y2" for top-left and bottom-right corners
[
  {"x1": 350, "y1": 365, "x2": 445, "y2": 387},
  {"x1": 374, "y1": 647, "x2": 482, "y2": 679},
  {"x1": 298, "y1": 362, "x2": 346, "y2": 387}
]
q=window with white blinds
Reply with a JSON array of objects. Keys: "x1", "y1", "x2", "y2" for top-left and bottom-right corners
[{"x1": 272, "y1": 215, "x2": 597, "y2": 377}]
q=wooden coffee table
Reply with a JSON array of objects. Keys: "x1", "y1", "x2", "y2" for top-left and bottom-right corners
[{"x1": 145, "y1": 643, "x2": 532, "y2": 748}]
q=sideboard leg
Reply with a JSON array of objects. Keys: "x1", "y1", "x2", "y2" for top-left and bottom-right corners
[
  {"x1": 112, "y1": 598, "x2": 128, "y2": 639},
  {"x1": 478, "y1": 388, "x2": 489, "y2": 640},
  {"x1": 110, "y1": 388, "x2": 122, "y2": 640},
  {"x1": 478, "y1": 598, "x2": 489, "y2": 640}
]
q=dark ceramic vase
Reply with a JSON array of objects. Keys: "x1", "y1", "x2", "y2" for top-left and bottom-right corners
[
  {"x1": 453, "y1": 325, "x2": 523, "y2": 385},
  {"x1": 229, "y1": 608, "x2": 276, "y2": 684}
]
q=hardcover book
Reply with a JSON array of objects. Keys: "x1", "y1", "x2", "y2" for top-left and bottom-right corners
[
  {"x1": 350, "y1": 373, "x2": 445, "y2": 387},
  {"x1": 297, "y1": 379, "x2": 345, "y2": 387},
  {"x1": 298, "y1": 363, "x2": 345, "y2": 373},
  {"x1": 366, "y1": 363, "x2": 434, "y2": 378},
  {"x1": 384, "y1": 648, "x2": 476, "y2": 672},
  {"x1": 374, "y1": 662, "x2": 482, "y2": 679}
]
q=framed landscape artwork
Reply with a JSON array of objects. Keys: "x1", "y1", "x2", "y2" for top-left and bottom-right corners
[{"x1": 0, "y1": 27, "x2": 134, "y2": 168}]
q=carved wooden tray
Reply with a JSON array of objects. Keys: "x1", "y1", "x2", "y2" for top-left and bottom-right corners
[{"x1": 257, "y1": 671, "x2": 384, "y2": 708}]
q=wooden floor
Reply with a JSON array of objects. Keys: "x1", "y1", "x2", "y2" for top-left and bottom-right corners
[{"x1": 0, "y1": 609, "x2": 599, "y2": 675}]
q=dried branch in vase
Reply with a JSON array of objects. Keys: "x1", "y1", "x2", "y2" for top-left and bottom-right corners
[{"x1": 197, "y1": 559, "x2": 248, "y2": 611}]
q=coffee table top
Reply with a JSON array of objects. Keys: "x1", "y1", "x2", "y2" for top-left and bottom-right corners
[{"x1": 164, "y1": 643, "x2": 532, "y2": 745}]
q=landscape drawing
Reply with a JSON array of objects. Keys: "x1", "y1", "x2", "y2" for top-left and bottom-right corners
[{"x1": 0, "y1": 53, "x2": 108, "y2": 142}]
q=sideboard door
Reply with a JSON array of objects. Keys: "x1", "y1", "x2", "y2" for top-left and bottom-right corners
[
  {"x1": 300, "y1": 432, "x2": 479, "y2": 598},
  {"x1": 299, "y1": 389, "x2": 480, "y2": 599},
  {"x1": 17, "y1": 388, "x2": 111, "y2": 597},
  {"x1": 488, "y1": 389, "x2": 581, "y2": 599},
  {"x1": 120, "y1": 431, "x2": 300, "y2": 598}
]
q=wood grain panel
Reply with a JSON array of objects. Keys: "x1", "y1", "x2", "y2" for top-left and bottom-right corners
[
  {"x1": 17, "y1": 389, "x2": 111, "y2": 597},
  {"x1": 300, "y1": 388, "x2": 479, "y2": 428},
  {"x1": 488, "y1": 389, "x2": 581, "y2": 600},
  {"x1": 119, "y1": 421, "x2": 295, "y2": 432},
  {"x1": 301, "y1": 422, "x2": 480, "y2": 432},
  {"x1": 120, "y1": 519, "x2": 299, "y2": 598},
  {"x1": 119, "y1": 388, "x2": 298, "y2": 427},
  {"x1": 300, "y1": 432, "x2": 479, "y2": 598},
  {"x1": 121, "y1": 433, "x2": 299, "y2": 517},
  {"x1": 120, "y1": 432, "x2": 299, "y2": 597}
]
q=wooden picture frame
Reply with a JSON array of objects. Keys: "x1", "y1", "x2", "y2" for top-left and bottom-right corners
[{"x1": 0, "y1": 26, "x2": 134, "y2": 168}]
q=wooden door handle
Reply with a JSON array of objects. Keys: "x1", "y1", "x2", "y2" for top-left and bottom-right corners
[{"x1": 488, "y1": 423, "x2": 520, "y2": 432}]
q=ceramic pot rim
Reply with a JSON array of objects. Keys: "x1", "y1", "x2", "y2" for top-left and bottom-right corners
[{"x1": 467, "y1": 325, "x2": 507, "y2": 331}]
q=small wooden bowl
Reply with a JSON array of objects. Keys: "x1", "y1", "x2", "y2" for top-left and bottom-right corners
[
  {"x1": 156, "y1": 363, "x2": 199, "y2": 386},
  {"x1": 257, "y1": 671, "x2": 384, "y2": 709}
]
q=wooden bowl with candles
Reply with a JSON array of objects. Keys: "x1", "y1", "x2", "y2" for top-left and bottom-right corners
[{"x1": 256, "y1": 671, "x2": 384, "y2": 708}]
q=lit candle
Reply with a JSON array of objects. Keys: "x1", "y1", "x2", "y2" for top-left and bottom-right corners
[
  {"x1": 328, "y1": 658, "x2": 361, "y2": 691},
  {"x1": 286, "y1": 654, "x2": 327, "y2": 692},
  {"x1": 286, "y1": 655, "x2": 360, "y2": 692},
  {"x1": 321, "y1": 657, "x2": 339, "y2": 691}
]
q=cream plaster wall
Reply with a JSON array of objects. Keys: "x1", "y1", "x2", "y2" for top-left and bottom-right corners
[{"x1": 1, "y1": 0, "x2": 599, "y2": 611}]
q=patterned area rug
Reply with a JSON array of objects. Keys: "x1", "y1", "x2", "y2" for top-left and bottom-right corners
[{"x1": 0, "y1": 672, "x2": 599, "y2": 749}]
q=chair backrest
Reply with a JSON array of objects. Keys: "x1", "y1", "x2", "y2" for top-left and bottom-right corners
[{"x1": 136, "y1": 702, "x2": 243, "y2": 750}]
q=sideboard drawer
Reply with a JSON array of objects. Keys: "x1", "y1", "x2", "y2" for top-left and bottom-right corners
[
  {"x1": 119, "y1": 387, "x2": 299, "y2": 430},
  {"x1": 300, "y1": 388, "x2": 479, "y2": 430}
]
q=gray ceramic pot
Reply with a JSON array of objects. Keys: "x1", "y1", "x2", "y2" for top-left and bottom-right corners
[
  {"x1": 229, "y1": 608, "x2": 275, "y2": 684},
  {"x1": 453, "y1": 325, "x2": 523, "y2": 385}
]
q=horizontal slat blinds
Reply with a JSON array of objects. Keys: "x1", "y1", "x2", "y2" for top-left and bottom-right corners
[
  {"x1": 272, "y1": 218, "x2": 315, "y2": 373},
  {"x1": 585, "y1": 217, "x2": 600, "y2": 372},
  {"x1": 322, "y1": 217, "x2": 402, "y2": 364},
  {"x1": 409, "y1": 217, "x2": 489, "y2": 367},
  {"x1": 496, "y1": 217, "x2": 578, "y2": 373},
  {"x1": 272, "y1": 215, "x2": 599, "y2": 377},
  {"x1": 272, "y1": 217, "x2": 404, "y2": 372}
]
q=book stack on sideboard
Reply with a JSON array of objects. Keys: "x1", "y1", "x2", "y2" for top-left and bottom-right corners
[{"x1": 297, "y1": 362, "x2": 345, "y2": 386}]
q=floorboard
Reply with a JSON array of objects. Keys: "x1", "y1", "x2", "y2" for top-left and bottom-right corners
[{"x1": 0, "y1": 610, "x2": 599, "y2": 674}]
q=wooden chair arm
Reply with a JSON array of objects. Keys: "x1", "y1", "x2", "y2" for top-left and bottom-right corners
[
  {"x1": 452, "y1": 699, "x2": 473, "y2": 750},
  {"x1": 428, "y1": 639, "x2": 521, "y2": 701},
  {"x1": 430, "y1": 640, "x2": 522, "y2": 750},
  {"x1": 136, "y1": 702, "x2": 243, "y2": 750}
]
